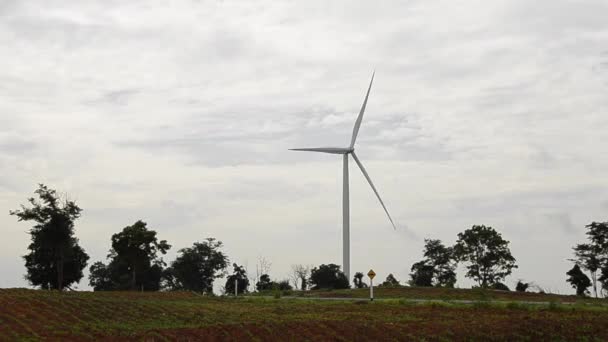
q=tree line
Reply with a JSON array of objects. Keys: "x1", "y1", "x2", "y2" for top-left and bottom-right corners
[{"x1": 9, "y1": 184, "x2": 608, "y2": 297}]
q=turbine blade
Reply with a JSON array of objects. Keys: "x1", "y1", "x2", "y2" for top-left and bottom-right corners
[
  {"x1": 351, "y1": 151, "x2": 396, "y2": 230},
  {"x1": 289, "y1": 147, "x2": 351, "y2": 154},
  {"x1": 349, "y1": 71, "x2": 375, "y2": 148}
]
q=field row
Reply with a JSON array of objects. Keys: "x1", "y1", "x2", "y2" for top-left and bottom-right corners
[{"x1": 1, "y1": 289, "x2": 608, "y2": 341}]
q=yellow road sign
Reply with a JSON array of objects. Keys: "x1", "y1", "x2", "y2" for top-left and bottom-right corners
[{"x1": 367, "y1": 269, "x2": 376, "y2": 279}]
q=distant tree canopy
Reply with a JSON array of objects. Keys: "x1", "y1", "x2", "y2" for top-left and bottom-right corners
[
  {"x1": 309, "y1": 264, "x2": 349, "y2": 290},
  {"x1": 515, "y1": 281, "x2": 530, "y2": 292},
  {"x1": 381, "y1": 273, "x2": 400, "y2": 287},
  {"x1": 567, "y1": 264, "x2": 591, "y2": 296},
  {"x1": 409, "y1": 261, "x2": 434, "y2": 287},
  {"x1": 490, "y1": 282, "x2": 510, "y2": 291},
  {"x1": 571, "y1": 221, "x2": 608, "y2": 298},
  {"x1": 88, "y1": 220, "x2": 170, "y2": 291},
  {"x1": 255, "y1": 274, "x2": 294, "y2": 292},
  {"x1": 225, "y1": 263, "x2": 249, "y2": 295},
  {"x1": 162, "y1": 238, "x2": 228, "y2": 293},
  {"x1": 291, "y1": 264, "x2": 311, "y2": 291},
  {"x1": 10, "y1": 184, "x2": 89, "y2": 290},
  {"x1": 353, "y1": 272, "x2": 367, "y2": 288},
  {"x1": 453, "y1": 225, "x2": 517, "y2": 288},
  {"x1": 409, "y1": 239, "x2": 456, "y2": 287},
  {"x1": 256, "y1": 274, "x2": 273, "y2": 292}
]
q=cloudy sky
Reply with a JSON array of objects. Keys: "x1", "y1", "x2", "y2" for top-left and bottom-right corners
[{"x1": 1, "y1": 0, "x2": 607, "y2": 294}]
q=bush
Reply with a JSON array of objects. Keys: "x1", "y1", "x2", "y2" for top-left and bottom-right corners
[
  {"x1": 491, "y1": 282, "x2": 510, "y2": 291},
  {"x1": 309, "y1": 264, "x2": 349, "y2": 290},
  {"x1": 515, "y1": 281, "x2": 529, "y2": 292}
]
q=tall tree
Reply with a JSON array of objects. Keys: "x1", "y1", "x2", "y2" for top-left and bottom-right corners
[
  {"x1": 423, "y1": 239, "x2": 457, "y2": 287},
  {"x1": 309, "y1": 264, "x2": 349, "y2": 290},
  {"x1": 572, "y1": 243, "x2": 601, "y2": 297},
  {"x1": 162, "y1": 238, "x2": 228, "y2": 293},
  {"x1": 290, "y1": 264, "x2": 311, "y2": 290},
  {"x1": 11, "y1": 184, "x2": 89, "y2": 290},
  {"x1": 256, "y1": 274, "x2": 273, "y2": 292},
  {"x1": 566, "y1": 264, "x2": 591, "y2": 296},
  {"x1": 571, "y1": 221, "x2": 608, "y2": 298},
  {"x1": 453, "y1": 225, "x2": 517, "y2": 288},
  {"x1": 410, "y1": 239, "x2": 457, "y2": 287},
  {"x1": 89, "y1": 220, "x2": 170, "y2": 291},
  {"x1": 409, "y1": 261, "x2": 434, "y2": 287},
  {"x1": 225, "y1": 263, "x2": 249, "y2": 295}
]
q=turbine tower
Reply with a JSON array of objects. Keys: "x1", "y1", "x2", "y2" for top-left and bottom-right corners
[{"x1": 290, "y1": 72, "x2": 396, "y2": 282}]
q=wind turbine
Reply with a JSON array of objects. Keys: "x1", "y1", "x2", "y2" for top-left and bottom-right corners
[{"x1": 290, "y1": 72, "x2": 396, "y2": 283}]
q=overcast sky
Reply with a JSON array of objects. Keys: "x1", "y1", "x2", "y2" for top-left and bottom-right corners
[{"x1": 1, "y1": 0, "x2": 607, "y2": 294}]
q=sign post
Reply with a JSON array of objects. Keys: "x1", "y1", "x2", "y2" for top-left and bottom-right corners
[
  {"x1": 367, "y1": 269, "x2": 376, "y2": 301},
  {"x1": 235, "y1": 278, "x2": 238, "y2": 297}
]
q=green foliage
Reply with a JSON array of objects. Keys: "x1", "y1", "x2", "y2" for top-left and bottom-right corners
[
  {"x1": 571, "y1": 221, "x2": 608, "y2": 297},
  {"x1": 491, "y1": 282, "x2": 510, "y2": 291},
  {"x1": 409, "y1": 261, "x2": 434, "y2": 287},
  {"x1": 256, "y1": 274, "x2": 273, "y2": 292},
  {"x1": 353, "y1": 272, "x2": 367, "y2": 288},
  {"x1": 162, "y1": 238, "x2": 228, "y2": 293},
  {"x1": 10, "y1": 184, "x2": 89, "y2": 290},
  {"x1": 409, "y1": 239, "x2": 457, "y2": 287},
  {"x1": 453, "y1": 225, "x2": 517, "y2": 287},
  {"x1": 276, "y1": 280, "x2": 293, "y2": 291},
  {"x1": 381, "y1": 273, "x2": 400, "y2": 287},
  {"x1": 567, "y1": 264, "x2": 591, "y2": 296},
  {"x1": 255, "y1": 276, "x2": 293, "y2": 292},
  {"x1": 225, "y1": 263, "x2": 249, "y2": 295},
  {"x1": 515, "y1": 281, "x2": 529, "y2": 292},
  {"x1": 309, "y1": 264, "x2": 349, "y2": 290},
  {"x1": 88, "y1": 220, "x2": 170, "y2": 291}
]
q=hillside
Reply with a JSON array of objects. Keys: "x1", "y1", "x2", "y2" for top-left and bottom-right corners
[{"x1": 1, "y1": 288, "x2": 608, "y2": 341}]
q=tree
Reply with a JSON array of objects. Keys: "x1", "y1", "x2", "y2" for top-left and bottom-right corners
[
  {"x1": 162, "y1": 238, "x2": 228, "y2": 293},
  {"x1": 309, "y1": 264, "x2": 349, "y2": 290},
  {"x1": 290, "y1": 264, "x2": 311, "y2": 290},
  {"x1": 453, "y1": 225, "x2": 517, "y2": 288},
  {"x1": 572, "y1": 243, "x2": 601, "y2": 298},
  {"x1": 515, "y1": 280, "x2": 529, "y2": 292},
  {"x1": 10, "y1": 184, "x2": 89, "y2": 290},
  {"x1": 88, "y1": 261, "x2": 113, "y2": 291},
  {"x1": 253, "y1": 256, "x2": 272, "y2": 291},
  {"x1": 410, "y1": 239, "x2": 457, "y2": 287},
  {"x1": 491, "y1": 282, "x2": 510, "y2": 291},
  {"x1": 256, "y1": 274, "x2": 273, "y2": 292},
  {"x1": 423, "y1": 239, "x2": 457, "y2": 287},
  {"x1": 88, "y1": 220, "x2": 170, "y2": 291},
  {"x1": 276, "y1": 280, "x2": 293, "y2": 291},
  {"x1": 353, "y1": 272, "x2": 367, "y2": 288},
  {"x1": 225, "y1": 263, "x2": 249, "y2": 295},
  {"x1": 571, "y1": 221, "x2": 608, "y2": 298},
  {"x1": 409, "y1": 261, "x2": 434, "y2": 287},
  {"x1": 599, "y1": 264, "x2": 608, "y2": 297},
  {"x1": 381, "y1": 274, "x2": 400, "y2": 287},
  {"x1": 567, "y1": 264, "x2": 591, "y2": 296}
]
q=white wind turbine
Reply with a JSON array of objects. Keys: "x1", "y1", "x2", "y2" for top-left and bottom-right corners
[{"x1": 290, "y1": 72, "x2": 396, "y2": 283}]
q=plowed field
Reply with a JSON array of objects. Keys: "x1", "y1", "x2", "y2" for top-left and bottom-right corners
[{"x1": 1, "y1": 288, "x2": 607, "y2": 341}]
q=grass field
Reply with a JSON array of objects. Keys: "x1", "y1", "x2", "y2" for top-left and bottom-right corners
[
  {"x1": 1, "y1": 288, "x2": 608, "y2": 341},
  {"x1": 289, "y1": 286, "x2": 607, "y2": 304}
]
